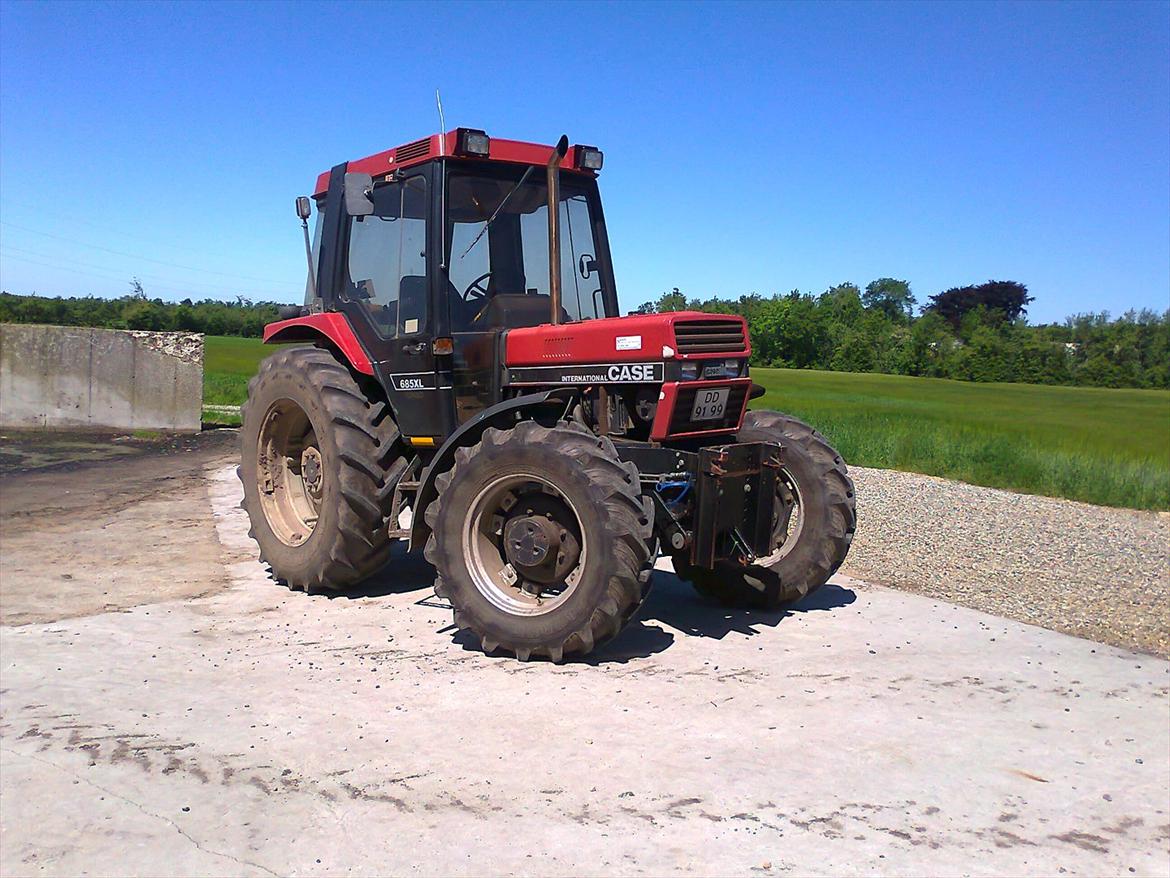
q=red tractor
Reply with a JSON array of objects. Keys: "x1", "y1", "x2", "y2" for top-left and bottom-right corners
[{"x1": 240, "y1": 128, "x2": 856, "y2": 661}]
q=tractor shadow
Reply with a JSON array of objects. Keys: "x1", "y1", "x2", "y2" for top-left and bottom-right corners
[
  {"x1": 634, "y1": 571, "x2": 857, "y2": 643},
  {"x1": 304, "y1": 547, "x2": 856, "y2": 665},
  {"x1": 324, "y1": 544, "x2": 435, "y2": 599}
]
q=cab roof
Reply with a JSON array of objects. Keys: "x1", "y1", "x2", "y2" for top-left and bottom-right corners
[{"x1": 313, "y1": 129, "x2": 599, "y2": 197}]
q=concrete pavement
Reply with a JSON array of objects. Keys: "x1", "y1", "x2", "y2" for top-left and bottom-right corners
[{"x1": 0, "y1": 462, "x2": 1166, "y2": 876}]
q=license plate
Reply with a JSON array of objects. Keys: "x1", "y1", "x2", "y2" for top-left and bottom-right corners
[{"x1": 691, "y1": 387, "x2": 730, "y2": 421}]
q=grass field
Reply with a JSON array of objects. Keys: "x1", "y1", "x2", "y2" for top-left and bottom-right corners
[
  {"x1": 204, "y1": 336, "x2": 1170, "y2": 510},
  {"x1": 203, "y1": 336, "x2": 269, "y2": 410},
  {"x1": 752, "y1": 369, "x2": 1169, "y2": 511}
]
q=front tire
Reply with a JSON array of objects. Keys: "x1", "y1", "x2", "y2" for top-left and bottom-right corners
[
  {"x1": 239, "y1": 347, "x2": 406, "y2": 592},
  {"x1": 424, "y1": 421, "x2": 654, "y2": 661},
  {"x1": 674, "y1": 411, "x2": 856, "y2": 609}
]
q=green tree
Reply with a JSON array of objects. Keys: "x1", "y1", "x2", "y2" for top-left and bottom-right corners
[
  {"x1": 656, "y1": 287, "x2": 688, "y2": 312},
  {"x1": 750, "y1": 292, "x2": 828, "y2": 368},
  {"x1": 898, "y1": 310, "x2": 955, "y2": 376},
  {"x1": 863, "y1": 277, "x2": 916, "y2": 322}
]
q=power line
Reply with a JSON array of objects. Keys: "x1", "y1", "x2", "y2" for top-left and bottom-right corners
[
  {"x1": 1, "y1": 200, "x2": 230, "y2": 257},
  {"x1": 0, "y1": 253, "x2": 292, "y2": 302},
  {"x1": 0, "y1": 252, "x2": 213, "y2": 298},
  {"x1": 0, "y1": 251, "x2": 297, "y2": 301},
  {"x1": 0, "y1": 220, "x2": 301, "y2": 289},
  {"x1": 0, "y1": 244, "x2": 298, "y2": 296}
]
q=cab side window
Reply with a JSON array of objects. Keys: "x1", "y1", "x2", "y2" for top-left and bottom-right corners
[{"x1": 346, "y1": 175, "x2": 428, "y2": 338}]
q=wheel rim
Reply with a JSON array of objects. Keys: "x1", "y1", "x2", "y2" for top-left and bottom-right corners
[
  {"x1": 464, "y1": 472, "x2": 587, "y2": 616},
  {"x1": 758, "y1": 468, "x2": 803, "y2": 564},
  {"x1": 256, "y1": 398, "x2": 322, "y2": 547}
]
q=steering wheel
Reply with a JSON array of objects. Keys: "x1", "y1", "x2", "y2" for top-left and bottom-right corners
[{"x1": 461, "y1": 272, "x2": 492, "y2": 303}]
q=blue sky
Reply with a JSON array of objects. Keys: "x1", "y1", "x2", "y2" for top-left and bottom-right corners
[{"x1": 0, "y1": 0, "x2": 1167, "y2": 323}]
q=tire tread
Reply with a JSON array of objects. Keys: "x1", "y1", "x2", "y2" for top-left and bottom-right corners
[
  {"x1": 423, "y1": 420, "x2": 653, "y2": 661},
  {"x1": 238, "y1": 346, "x2": 406, "y2": 592}
]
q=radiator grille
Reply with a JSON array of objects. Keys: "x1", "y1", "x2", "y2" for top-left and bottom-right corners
[
  {"x1": 673, "y1": 319, "x2": 747, "y2": 354},
  {"x1": 394, "y1": 137, "x2": 431, "y2": 163},
  {"x1": 668, "y1": 384, "x2": 748, "y2": 435}
]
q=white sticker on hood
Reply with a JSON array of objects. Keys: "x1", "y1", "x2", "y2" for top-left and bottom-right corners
[{"x1": 616, "y1": 335, "x2": 642, "y2": 351}]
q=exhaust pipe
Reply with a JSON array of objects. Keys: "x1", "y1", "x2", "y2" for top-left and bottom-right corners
[{"x1": 546, "y1": 135, "x2": 569, "y2": 325}]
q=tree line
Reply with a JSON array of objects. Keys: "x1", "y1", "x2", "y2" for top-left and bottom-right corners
[
  {"x1": 1, "y1": 279, "x2": 1167, "y2": 389},
  {"x1": 0, "y1": 285, "x2": 283, "y2": 338},
  {"x1": 634, "y1": 280, "x2": 1169, "y2": 390}
]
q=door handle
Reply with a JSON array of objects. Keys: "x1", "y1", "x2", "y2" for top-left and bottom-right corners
[{"x1": 402, "y1": 341, "x2": 427, "y2": 355}]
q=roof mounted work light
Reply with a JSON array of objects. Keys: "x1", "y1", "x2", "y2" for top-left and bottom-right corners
[
  {"x1": 455, "y1": 128, "x2": 490, "y2": 157},
  {"x1": 575, "y1": 145, "x2": 604, "y2": 171}
]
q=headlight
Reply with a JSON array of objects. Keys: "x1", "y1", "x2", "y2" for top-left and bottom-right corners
[
  {"x1": 575, "y1": 145, "x2": 604, "y2": 171},
  {"x1": 697, "y1": 359, "x2": 743, "y2": 379},
  {"x1": 680, "y1": 363, "x2": 699, "y2": 381},
  {"x1": 455, "y1": 128, "x2": 490, "y2": 157}
]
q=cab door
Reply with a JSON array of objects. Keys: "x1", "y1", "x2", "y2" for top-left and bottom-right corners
[{"x1": 335, "y1": 172, "x2": 444, "y2": 439}]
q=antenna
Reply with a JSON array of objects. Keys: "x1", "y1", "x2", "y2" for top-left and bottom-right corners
[{"x1": 436, "y1": 88, "x2": 446, "y2": 155}]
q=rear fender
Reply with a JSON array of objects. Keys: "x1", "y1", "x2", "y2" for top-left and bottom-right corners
[
  {"x1": 409, "y1": 388, "x2": 580, "y2": 550},
  {"x1": 263, "y1": 313, "x2": 374, "y2": 376}
]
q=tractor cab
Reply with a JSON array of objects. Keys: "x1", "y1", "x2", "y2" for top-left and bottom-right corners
[{"x1": 280, "y1": 129, "x2": 617, "y2": 437}]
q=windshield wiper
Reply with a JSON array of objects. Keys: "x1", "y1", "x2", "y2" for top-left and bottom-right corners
[{"x1": 459, "y1": 166, "x2": 536, "y2": 259}]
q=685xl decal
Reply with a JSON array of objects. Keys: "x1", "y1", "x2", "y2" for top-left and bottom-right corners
[{"x1": 388, "y1": 371, "x2": 438, "y2": 391}]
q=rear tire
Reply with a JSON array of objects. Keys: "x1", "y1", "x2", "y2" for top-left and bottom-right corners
[
  {"x1": 424, "y1": 421, "x2": 654, "y2": 661},
  {"x1": 674, "y1": 411, "x2": 856, "y2": 609},
  {"x1": 239, "y1": 347, "x2": 406, "y2": 592}
]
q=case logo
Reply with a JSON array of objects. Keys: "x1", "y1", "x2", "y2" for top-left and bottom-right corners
[
  {"x1": 507, "y1": 362, "x2": 665, "y2": 385},
  {"x1": 607, "y1": 363, "x2": 655, "y2": 381}
]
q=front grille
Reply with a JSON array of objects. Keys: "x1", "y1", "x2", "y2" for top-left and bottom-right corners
[
  {"x1": 668, "y1": 384, "x2": 748, "y2": 435},
  {"x1": 674, "y1": 319, "x2": 747, "y2": 354},
  {"x1": 394, "y1": 137, "x2": 431, "y2": 163}
]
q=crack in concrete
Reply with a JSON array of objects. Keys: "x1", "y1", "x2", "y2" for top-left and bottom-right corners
[{"x1": 2, "y1": 745, "x2": 279, "y2": 877}]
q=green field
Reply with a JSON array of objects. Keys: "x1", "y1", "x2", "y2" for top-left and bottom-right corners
[
  {"x1": 204, "y1": 336, "x2": 1170, "y2": 510},
  {"x1": 203, "y1": 336, "x2": 269, "y2": 408},
  {"x1": 752, "y1": 369, "x2": 1169, "y2": 510}
]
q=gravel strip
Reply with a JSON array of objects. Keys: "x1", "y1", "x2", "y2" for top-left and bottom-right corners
[{"x1": 840, "y1": 466, "x2": 1170, "y2": 657}]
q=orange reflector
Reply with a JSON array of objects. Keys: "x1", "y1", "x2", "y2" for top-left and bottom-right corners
[
  {"x1": 432, "y1": 337, "x2": 454, "y2": 356},
  {"x1": 408, "y1": 437, "x2": 436, "y2": 447}
]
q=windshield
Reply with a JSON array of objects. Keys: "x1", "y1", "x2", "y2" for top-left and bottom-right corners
[{"x1": 445, "y1": 167, "x2": 609, "y2": 332}]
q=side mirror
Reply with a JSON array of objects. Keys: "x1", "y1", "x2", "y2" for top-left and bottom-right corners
[
  {"x1": 344, "y1": 172, "x2": 374, "y2": 217},
  {"x1": 295, "y1": 196, "x2": 312, "y2": 221}
]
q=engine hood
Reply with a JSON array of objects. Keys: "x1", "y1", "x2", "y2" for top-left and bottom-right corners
[{"x1": 503, "y1": 311, "x2": 749, "y2": 367}]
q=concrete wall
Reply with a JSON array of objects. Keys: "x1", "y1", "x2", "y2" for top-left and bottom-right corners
[{"x1": 0, "y1": 324, "x2": 203, "y2": 432}]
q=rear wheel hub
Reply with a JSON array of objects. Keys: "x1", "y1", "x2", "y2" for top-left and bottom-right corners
[
  {"x1": 301, "y1": 447, "x2": 324, "y2": 499},
  {"x1": 503, "y1": 497, "x2": 581, "y2": 585},
  {"x1": 504, "y1": 515, "x2": 554, "y2": 567},
  {"x1": 465, "y1": 476, "x2": 586, "y2": 616}
]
